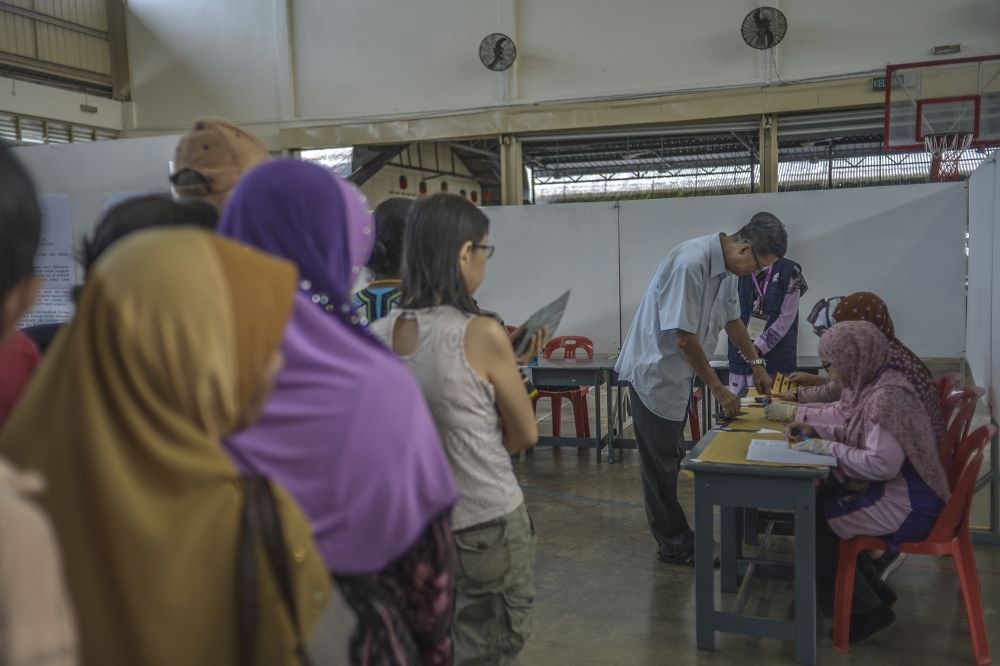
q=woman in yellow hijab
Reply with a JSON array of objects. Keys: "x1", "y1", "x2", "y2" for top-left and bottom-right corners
[{"x1": 0, "y1": 228, "x2": 332, "y2": 666}]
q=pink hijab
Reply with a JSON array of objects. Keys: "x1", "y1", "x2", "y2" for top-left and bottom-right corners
[{"x1": 820, "y1": 321, "x2": 950, "y2": 501}]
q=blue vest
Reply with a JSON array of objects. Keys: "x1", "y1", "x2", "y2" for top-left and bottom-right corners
[{"x1": 728, "y1": 257, "x2": 800, "y2": 375}]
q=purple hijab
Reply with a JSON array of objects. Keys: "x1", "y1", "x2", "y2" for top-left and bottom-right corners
[{"x1": 218, "y1": 160, "x2": 458, "y2": 574}]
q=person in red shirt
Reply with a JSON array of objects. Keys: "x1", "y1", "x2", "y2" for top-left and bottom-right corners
[
  {"x1": 0, "y1": 145, "x2": 43, "y2": 430},
  {"x1": 0, "y1": 331, "x2": 39, "y2": 428},
  {"x1": 0, "y1": 143, "x2": 77, "y2": 663}
]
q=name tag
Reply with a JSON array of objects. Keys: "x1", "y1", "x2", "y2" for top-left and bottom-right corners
[{"x1": 746, "y1": 312, "x2": 768, "y2": 339}]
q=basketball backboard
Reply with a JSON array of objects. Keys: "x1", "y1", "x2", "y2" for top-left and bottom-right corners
[{"x1": 884, "y1": 55, "x2": 1000, "y2": 151}]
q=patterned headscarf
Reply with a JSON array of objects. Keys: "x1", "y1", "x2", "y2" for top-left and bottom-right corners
[
  {"x1": 820, "y1": 321, "x2": 950, "y2": 501},
  {"x1": 833, "y1": 292, "x2": 945, "y2": 442}
]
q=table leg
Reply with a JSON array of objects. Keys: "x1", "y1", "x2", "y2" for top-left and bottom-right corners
[
  {"x1": 605, "y1": 370, "x2": 614, "y2": 463},
  {"x1": 695, "y1": 479, "x2": 716, "y2": 651},
  {"x1": 594, "y1": 371, "x2": 603, "y2": 464},
  {"x1": 793, "y1": 480, "x2": 817, "y2": 665},
  {"x1": 720, "y1": 506, "x2": 742, "y2": 593}
]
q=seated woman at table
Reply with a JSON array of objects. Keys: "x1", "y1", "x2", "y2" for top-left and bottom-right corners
[
  {"x1": 768, "y1": 292, "x2": 945, "y2": 443},
  {"x1": 782, "y1": 321, "x2": 950, "y2": 643}
]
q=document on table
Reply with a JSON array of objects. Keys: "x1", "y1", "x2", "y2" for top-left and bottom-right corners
[{"x1": 746, "y1": 439, "x2": 837, "y2": 466}]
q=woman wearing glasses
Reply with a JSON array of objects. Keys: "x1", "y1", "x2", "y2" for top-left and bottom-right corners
[
  {"x1": 370, "y1": 193, "x2": 545, "y2": 664},
  {"x1": 783, "y1": 321, "x2": 949, "y2": 644},
  {"x1": 768, "y1": 292, "x2": 945, "y2": 444}
]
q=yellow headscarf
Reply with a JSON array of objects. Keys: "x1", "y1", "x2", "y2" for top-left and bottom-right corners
[{"x1": 0, "y1": 228, "x2": 331, "y2": 666}]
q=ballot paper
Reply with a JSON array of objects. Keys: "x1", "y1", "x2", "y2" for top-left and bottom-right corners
[
  {"x1": 513, "y1": 290, "x2": 571, "y2": 357},
  {"x1": 746, "y1": 439, "x2": 837, "y2": 466}
]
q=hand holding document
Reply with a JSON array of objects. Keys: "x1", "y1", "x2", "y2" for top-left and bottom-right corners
[{"x1": 511, "y1": 290, "x2": 570, "y2": 358}]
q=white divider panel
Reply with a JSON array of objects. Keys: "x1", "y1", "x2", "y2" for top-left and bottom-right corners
[
  {"x1": 620, "y1": 183, "x2": 968, "y2": 358},
  {"x1": 476, "y1": 202, "x2": 621, "y2": 353},
  {"x1": 13, "y1": 135, "x2": 181, "y2": 255},
  {"x1": 968, "y1": 155, "x2": 997, "y2": 405},
  {"x1": 991, "y1": 157, "x2": 1000, "y2": 413}
]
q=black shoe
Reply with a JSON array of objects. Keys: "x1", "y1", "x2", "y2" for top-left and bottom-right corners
[
  {"x1": 874, "y1": 551, "x2": 907, "y2": 581},
  {"x1": 849, "y1": 606, "x2": 896, "y2": 644},
  {"x1": 870, "y1": 577, "x2": 898, "y2": 607},
  {"x1": 858, "y1": 554, "x2": 898, "y2": 606}
]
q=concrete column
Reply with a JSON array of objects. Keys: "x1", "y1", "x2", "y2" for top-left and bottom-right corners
[
  {"x1": 499, "y1": 134, "x2": 523, "y2": 205},
  {"x1": 758, "y1": 114, "x2": 779, "y2": 193}
]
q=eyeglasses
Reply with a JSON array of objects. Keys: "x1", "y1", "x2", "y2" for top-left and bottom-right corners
[
  {"x1": 473, "y1": 243, "x2": 495, "y2": 259},
  {"x1": 821, "y1": 361, "x2": 832, "y2": 370},
  {"x1": 749, "y1": 244, "x2": 763, "y2": 272}
]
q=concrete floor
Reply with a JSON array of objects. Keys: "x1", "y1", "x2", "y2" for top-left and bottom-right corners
[{"x1": 515, "y1": 388, "x2": 1000, "y2": 665}]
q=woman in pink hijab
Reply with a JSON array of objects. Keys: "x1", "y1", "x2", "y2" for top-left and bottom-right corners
[{"x1": 785, "y1": 321, "x2": 949, "y2": 645}]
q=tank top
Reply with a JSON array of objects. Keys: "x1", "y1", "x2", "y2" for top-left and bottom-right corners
[{"x1": 372, "y1": 305, "x2": 523, "y2": 530}]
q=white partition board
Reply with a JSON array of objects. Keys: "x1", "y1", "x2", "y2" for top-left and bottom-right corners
[
  {"x1": 12, "y1": 135, "x2": 181, "y2": 258},
  {"x1": 475, "y1": 202, "x2": 620, "y2": 353},
  {"x1": 968, "y1": 155, "x2": 997, "y2": 404},
  {"x1": 619, "y1": 183, "x2": 968, "y2": 358}
]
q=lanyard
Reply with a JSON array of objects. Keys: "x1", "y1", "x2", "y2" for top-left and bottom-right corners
[{"x1": 750, "y1": 264, "x2": 775, "y2": 309}]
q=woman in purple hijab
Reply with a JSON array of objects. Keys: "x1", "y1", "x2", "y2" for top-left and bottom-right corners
[{"x1": 218, "y1": 159, "x2": 460, "y2": 665}]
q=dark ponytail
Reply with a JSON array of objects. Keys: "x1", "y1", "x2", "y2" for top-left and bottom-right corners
[{"x1": 367, "y1": 198, "x2": 411, "y2": 278}]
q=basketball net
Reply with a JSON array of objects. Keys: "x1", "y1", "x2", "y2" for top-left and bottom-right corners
[{"x1": 925, "y1": 132, "x2": 973, "y2": 182}]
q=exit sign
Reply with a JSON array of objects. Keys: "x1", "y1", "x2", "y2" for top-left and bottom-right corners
[{"x1": 872, "y1": 72, "x2": 918, "y2": 91}]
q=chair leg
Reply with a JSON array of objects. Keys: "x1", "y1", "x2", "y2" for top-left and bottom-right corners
[
  {"x1": 551, "y1": 397, "x2": 562, "y2": 438},
  {"x1": 688, "y1": 403, "x2": 701, "y2": 441},
  {"x1": 954, "y1": 530, "x2": 992, "y2": 665},
  {"x1": 580, "y1": 394, "x2": 591, "y2": 438},
  {"x1": 833, "y1": 539, "x2": 862, "y2": 653},
  {"x1": 572, "y1": 395, "x2": 586, "y2": 438}
]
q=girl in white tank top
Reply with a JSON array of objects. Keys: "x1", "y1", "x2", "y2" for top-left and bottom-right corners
[{"x1": 370, "y1": 194, "x2": 548, "y2": 664}]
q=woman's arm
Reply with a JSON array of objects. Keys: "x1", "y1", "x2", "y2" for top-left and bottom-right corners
[
  {"x1": 828, "y1": 424, "x2": 906, "y2": 481},
  {"x1": 796, "y1": 379, "x2": 841, "y2": 404},
  {"x1": 465, "y1": 316, "x2": 539, "y2": 454},
  {"x1": 796, "y1": 402, "x2": 846, "y2": 441}
]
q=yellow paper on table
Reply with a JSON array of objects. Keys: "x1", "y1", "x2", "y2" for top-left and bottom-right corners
[
  {"x1": 694, "y1": 431, "x2": 827, "y2": 468},
  {"x1": 722, "y1": 412, "x2": 778, "y2": 431}
]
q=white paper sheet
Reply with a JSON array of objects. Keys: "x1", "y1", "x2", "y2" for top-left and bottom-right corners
[
  {"x1": 20, "y1": 195, "x2": 77, "y2": 328},
  {"x1": 746, "y1": 438, "x2": 837, "y2": 466}
]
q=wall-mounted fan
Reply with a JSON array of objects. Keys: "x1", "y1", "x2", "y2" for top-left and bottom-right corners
[
  {"x1": 741, "y1": 6, "x2": 787, "y2": 50},
  {"x1": 479, "y1": 33, "x2": 517, "y2": 71}
]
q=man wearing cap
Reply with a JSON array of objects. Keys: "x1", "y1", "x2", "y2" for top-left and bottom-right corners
[{"x1": 170, "y1": 119, "x2": 269, "y2": 213}]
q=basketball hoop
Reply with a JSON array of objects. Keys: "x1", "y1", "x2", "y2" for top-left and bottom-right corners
[{"x1": 925, "y1": 131, "x2": 973, "y2": 182}]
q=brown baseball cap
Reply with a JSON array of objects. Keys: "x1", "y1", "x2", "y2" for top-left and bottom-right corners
[{"x1": 170, "y1": 119, "x2": 268, "y2": 197}]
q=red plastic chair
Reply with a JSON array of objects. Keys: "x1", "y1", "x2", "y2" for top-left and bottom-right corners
[
  {"x1": 937, "y1": 372, "x2": 962, "y2": 407},
  {"x1": 532, "y1": 336, "x2": 594, "y2": 438},
  {"x1": 832, "y1": 425, "x2": 995, "y2": 664},
  {"x1": 687, "y1": 387, "x2": 702, "y2": 441},
  {"x1": 939, "y1": 386, "x2": 983, "y2": 469}
]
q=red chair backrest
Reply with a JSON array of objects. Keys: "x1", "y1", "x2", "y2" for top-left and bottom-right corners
[
  {"x1": 543, "y1": 336, "x2": 594, "y2": 360},
  {"x1": 938, "y1": 389, "x2": 977, "y2": 471},
  {"x1": 948, "y1": 423, "x2": 996, "y2": 490},
  {"x1": 942, "y1": 384, "x2": 983, "y2": 428},
  {"x1": 936, "y1": 372, "x2": 962, "y2": 407},
  {"x1": 925, "y1": 425, "x2": 994, "y2": 543},
  {"x1": 939, "y1": 387, "x2": 982, "y2": 468}
]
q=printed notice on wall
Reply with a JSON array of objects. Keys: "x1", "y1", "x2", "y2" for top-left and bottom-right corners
[{"x1": 20, "y1": 194, "x2": 77, "y2": 328}]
